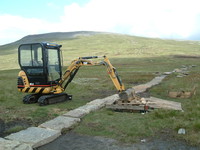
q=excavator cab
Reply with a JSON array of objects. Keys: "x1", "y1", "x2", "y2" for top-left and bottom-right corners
[{"x1": 18, "y1": 42, "x2": 62, "y2": 86}]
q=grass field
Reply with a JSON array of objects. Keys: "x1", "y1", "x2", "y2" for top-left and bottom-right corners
[{"x1": 0, "y1": 32, "x2": 200, "y2": 145}]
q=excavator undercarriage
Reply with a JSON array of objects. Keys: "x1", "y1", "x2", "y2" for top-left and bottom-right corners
[{"x1": 22, "y1": 93, "x2": 72, "y2": 106}]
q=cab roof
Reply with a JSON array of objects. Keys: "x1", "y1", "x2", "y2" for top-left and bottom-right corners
[{"x1": 42, "y1": 42, "x2": 62, "y2": 49}]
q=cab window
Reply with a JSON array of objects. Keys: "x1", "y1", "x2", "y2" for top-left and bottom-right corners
[
  {"x1": 47, "y1": 49, "x2": 61, "y2": 81},
  {"x1": 19, "y1": 44, "x2": 43, "y2": 67}
]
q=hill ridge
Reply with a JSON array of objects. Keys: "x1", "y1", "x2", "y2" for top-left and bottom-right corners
[{"x1": 1, "y1": 31, "x2": 103, "y2": 47}]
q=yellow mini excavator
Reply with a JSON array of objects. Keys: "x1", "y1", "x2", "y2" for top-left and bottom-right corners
[{"x1": 17, "y1": 42, "x2": 128, "y2": 105}]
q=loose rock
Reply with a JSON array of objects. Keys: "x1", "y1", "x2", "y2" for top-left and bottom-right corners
[{"x1": 178, "y1": 128, "x2": 186, "y2": 135}]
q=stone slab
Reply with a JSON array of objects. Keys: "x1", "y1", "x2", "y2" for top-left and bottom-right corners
[
  {"x1": 63, "y1": 108, "x2": 89, "y2": 118},
  {"x1": 39, "y1": 116, "x2": 80, "y2": 131},
  {"x1": 87, "y1": 99, "x2": 106, "y2": 107},
  {"x1": 63, "y1": 94, "x2": 120, "y2": 118},
  {"x1": 133, "y1": 85, "x2": 149, "y2": 93},
  {"x1": 63, "y1": 103, "x2": 103, "y2": 118},
  {"x1": 133, "y1": 75, "x2": 167, "y2": 93},
  {"x1": 146, "y1": 75, "x2": 166, "y2": 87},
  {"x1": 103, "y1": 94, "x2": 120, "y2": 105},
  {"x1": 70, "y1": 100, "x2": 106, "y2": 114},
  {"x1": 146, "y1": 97, "x2": 182, "y2": 110},
  {"x1": 5, "y1": 127, "x2": 61, "y2": 148},
  {"x1": 79, "y1": 104, "x2": 101, "y2": 113},
  {"x1": 0, "y1": 138, "x2": 32, "y2": 150}
]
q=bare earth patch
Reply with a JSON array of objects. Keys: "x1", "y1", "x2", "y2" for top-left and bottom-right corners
[{"x1": 36, "y1": 132, "x2": 200, "y2": 150}]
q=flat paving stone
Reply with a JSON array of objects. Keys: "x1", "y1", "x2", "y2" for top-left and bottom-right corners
[
  {"x1": 77, "y1": 104, "x2": 101, "y2": 113},
  {"x1": 87, "y1": 99, "x2": 106, "y2": 107},
  {"x1": 103, "y1": 94, "x2": 120, "y2": 105},
  {"x1": 64, "y1": 95, "x2": 120, "y2": 118},
  {"x1": 5, "y1": 127, "x2": 61, "y2": 148},
  {"x1": 0, "y1": 138, "x2": 32, "y2": 150},
  {"x1": 63, "y1": 108, "x2": 89, "y2": 118},
  {"x1": 63, "y1": 104, "x2": 103, "y2": 118},
  {"x1": 146, "y1": 75, "x2": 166, "y2": 87},
  {"x1": 133, "y1": 85, "x2": 149, "y2": 93},
  {"x1": 39, "y1": 116, "x2": 80, "y2": 131},
  {"x1": 133, "y1": 75, "x2": 167, "y2": 93}
]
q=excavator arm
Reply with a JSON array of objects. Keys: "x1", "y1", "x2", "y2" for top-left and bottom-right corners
[{"x1": 59, "y1": 56, "x2": 125, "y2": 92}]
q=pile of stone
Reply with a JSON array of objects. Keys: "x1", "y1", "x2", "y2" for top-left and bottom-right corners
[
  {"x1": 107, "y1": 73, "x2": 182, "y2": 112},
  {"x1": 168, "y1": 86, "x2": 196, "y2": 99},
  {"x1": 173, "y1": 65, "x2": 197, "y2": 78}
]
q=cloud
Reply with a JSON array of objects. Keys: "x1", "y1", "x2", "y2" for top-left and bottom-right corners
[
  {"x1": 0, "y1": 14, "x2": 61, "y2": 45},
  {"x1": 60, "y1": 0, "x2": 200, "y2": 40},
  {"x1": 0, "y1": 14, "x2": 51, "y2": 44},
  {"x1": 0, "y1": 0, "x2": 200, "y2": 45}
]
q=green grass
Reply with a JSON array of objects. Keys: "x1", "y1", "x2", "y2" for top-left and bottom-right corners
[
  {"x1": 1, "y1": 33, "x2": 200, "y2": 70},
  {"x1": 5, "y1": 125, "x2": 26, "y2": 135},
  {"x1": 75, "y1": 109, "x2": 176, "y2": 142},
  {"x1": 0, "y1": 33, "x2": 200, "y2": 145}
]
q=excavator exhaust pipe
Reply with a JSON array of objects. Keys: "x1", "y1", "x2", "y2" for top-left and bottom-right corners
[{"x1": 119, "y1": 88, "x2": 136, "y2": 101}]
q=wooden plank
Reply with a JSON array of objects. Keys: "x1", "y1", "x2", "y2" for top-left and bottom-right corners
[
  {"x1": 107, "y1": 96, "x2": 182, "y2": 112},
  {"x1": 106, "y1": 104, "x2": 154, "y2": 112}
]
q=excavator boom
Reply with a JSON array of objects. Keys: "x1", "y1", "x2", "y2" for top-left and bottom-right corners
[{"x1": 60, "y1": 56, "x2": 125, "y2": 92}]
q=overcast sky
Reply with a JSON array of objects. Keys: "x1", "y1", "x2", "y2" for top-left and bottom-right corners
[{"x1": 0, "y1": 0, "x2": 200, "y2": 45}]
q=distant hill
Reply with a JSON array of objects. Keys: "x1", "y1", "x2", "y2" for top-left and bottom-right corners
[
  {"x1": 0, "y1": 31, "x2": 199, "y2": 70},
  {"x1": 0, "y1": 31, "x2": 102, "y2": 53},
  {"x1": 14, "y1": 31, "x2": 102, "y2": 44}
]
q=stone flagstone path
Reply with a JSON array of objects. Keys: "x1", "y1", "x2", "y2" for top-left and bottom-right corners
[{"x1": 1, "y1": 72, "x2": 177, "y2": 150}]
